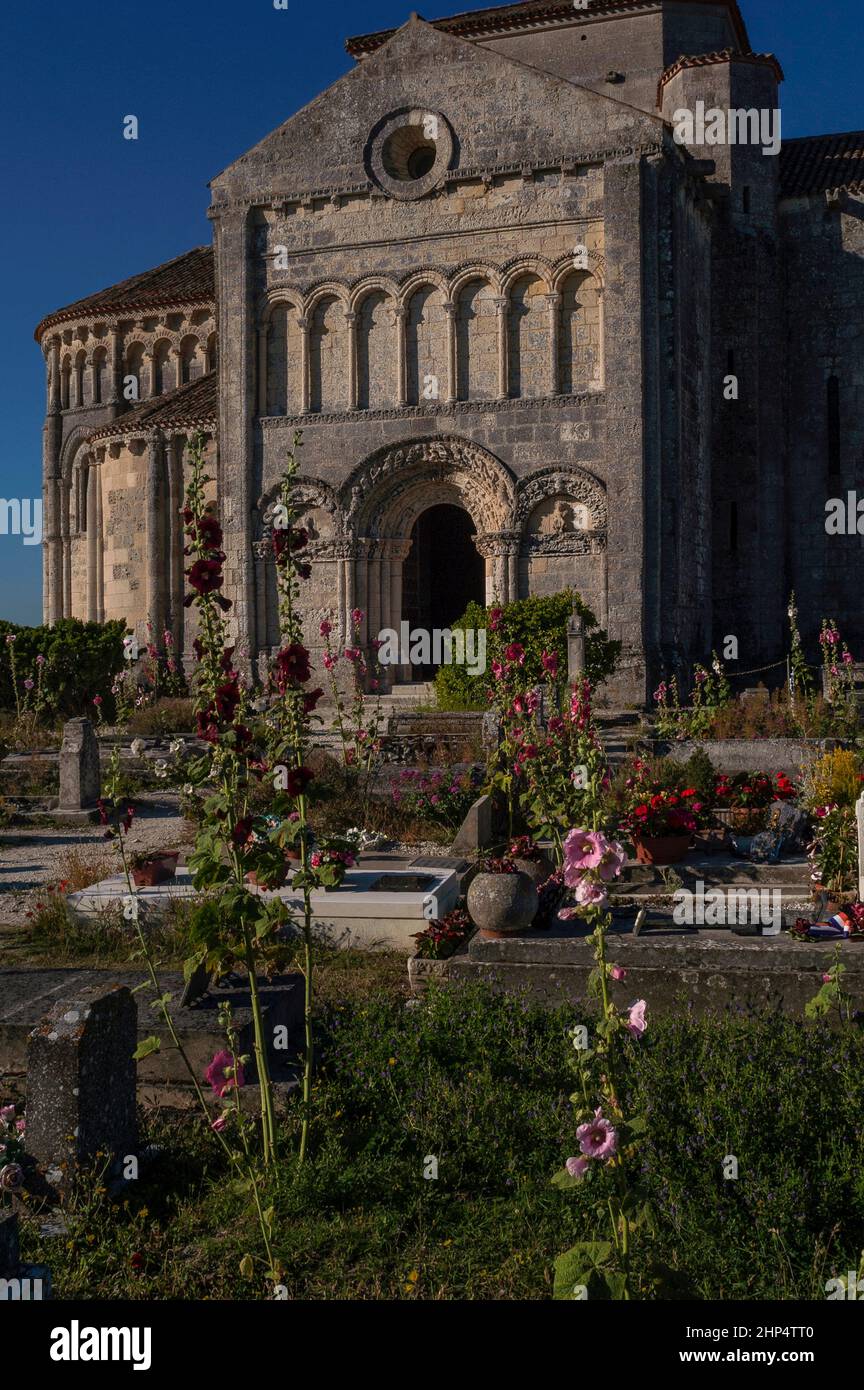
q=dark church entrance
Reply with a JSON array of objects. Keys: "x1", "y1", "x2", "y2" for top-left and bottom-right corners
[{"x1": 402, "y1": 504, "x2": 486, "y2": 678}]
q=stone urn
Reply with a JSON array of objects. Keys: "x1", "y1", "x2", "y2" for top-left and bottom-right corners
[{"x1": 467, "y1": 870, "x2": 539, "y2": 940}]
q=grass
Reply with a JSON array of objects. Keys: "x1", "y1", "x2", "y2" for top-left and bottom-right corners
[{"x1": 13, "y1": 976, "x2": 864, "y2": 1301}]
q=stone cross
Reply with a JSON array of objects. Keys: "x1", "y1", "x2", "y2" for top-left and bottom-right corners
[
  {"x1": 857, "y1": 792, "x2": 864, "y2": 902},
  {"x1": 57, "y1": 717, "x2": 100, "y2": 810},
  {"x1": 567, "y1": 605, "x2": 586, "y2": 684},
  {"x1": 26, "y1": 984, "x2": 138, "y2": 1175}
]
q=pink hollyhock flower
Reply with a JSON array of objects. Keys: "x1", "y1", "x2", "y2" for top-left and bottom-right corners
[
  {"x1": 564, "y1": 828, "x2": 607, "y2": 873},
  {"x1": 205, "y1": 1050, "x2": 245, "y2": 1099},
  {"x1": 92, "y1": 695, "x2": 102, "y2": 706},
  {"x1": 577, "y1": 1108, "x2": 618, "y2": 1160},
  {"x1": 504, "y1": 642, "x2": 525, "y2": 666},
  {"x1": 525, "y1": 690, "x2": 540, "y2": 715},
  {"x1": 0, "y1": 1105, "x2": 15, "y2": 1122},
  {"x1": 489, "y1": 607, "x2": 503, "y2": 632},
  {"x1": 24, "y1": 679, "x2": 34, "y2": 690},
  {"x1": 558, "y1": 906, "x2": 582, "y2": 921},
  {"x1": 35, "y1": 653, "x2": 46, "y2": 665},
  {"x1": 541, "y1": 649, "x2": 558, "y2": 678},
  {"x1": 625, "y1": 999, "x2": 648, "y2": 1039},
  {"x1": 351, "y1": 608, "x2": 365, "y2": 626},
  {"x1": 566, "y1": 1156, "x2": 590, "y2": 1179},
  {"x1": 843, "y1": 651, "x2": 854, "y2": 666},
  {"x1": 573, "y1": 877, "x2": 608, "y2": 908},
  {"x1": 491, "y1": 659, "x2": 505, "y2": 681},
  {"x1": 596, "y1": 841, "x2": 627, "y2": 883},
  {"x1": 211, "y1": 1116, "x2": 228, "y2": 1133},
  {"x1": 15, "y1": 1119, "x2": 25, "y2": 1134},
  {"x1": 319, "y1": 619, "x2": 332, "y2": 637},
  {"x1": 822, "y1": 972, "x2": 832, "y2": 984},
  {"x1": 610, "y1": 965, "x2": 627, "y2": 982},
  {"x1": 322, "y1": 652, "x2": 337, "y2": 671}
]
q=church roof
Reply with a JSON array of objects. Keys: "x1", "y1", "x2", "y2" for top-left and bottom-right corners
[
  {"x1": 780, "y1": 131, "x2": 864, "y2": 198},
  {"x1": 658, "y1": 48, "x2": 784, "y2": 101},
  {"x1": 346, "y1": 0, "x2": 750, "y2": 57},
  {"x1": 88, "y1": 371, "x2": 217, "y2": 443},
  {"x1": 34, "y1": 247, "x2": 214, "y2": 341}
]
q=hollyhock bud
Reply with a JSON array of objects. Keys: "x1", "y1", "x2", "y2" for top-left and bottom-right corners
[{"x1": 565, "y1": 1156, "x2": 590, "y2": 1179}]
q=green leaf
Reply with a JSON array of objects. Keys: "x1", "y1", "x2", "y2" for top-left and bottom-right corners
[
  {"x1": 133, "y1": 1036, "x2": 162, "y2": 1061},
  {"x1": 553, "y1": 1241, "x2": 612, "y2": 1300}
]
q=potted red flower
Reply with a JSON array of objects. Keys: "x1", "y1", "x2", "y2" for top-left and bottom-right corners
[{"x1": 621, "y1": 790, "x2": 698, "y2": 865}]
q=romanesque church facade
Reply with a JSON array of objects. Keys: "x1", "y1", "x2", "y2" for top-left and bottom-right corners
[{"x1": 36, "y1": 0, "x2": 864, "y2": 701}]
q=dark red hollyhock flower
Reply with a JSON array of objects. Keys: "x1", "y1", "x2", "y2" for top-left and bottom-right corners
[
  {"x1": 197, "y1": 513, "x2": 224, "y2": 550},
  {"x1": 215, "y1": 678, "x2": 241, "y2": 723},
  {"x1": 231, "y1": 817, "x2": 255, "y2": 848},
  {"x1": 295, "y1": 560, "x2": 312, "y2": 580},
  {"x1": 96, "y1": 798, "x2": 109, "y2": 827},
  {"x1": 232, "y1": 724, "x2": 252, "y2": 752},
  {"x1": 197, "y1": 705, "x2": 220, "y2": 743},
  {"x1": 275, "y1": 643, "x2": 312, "y2": 689},
  {"x1": 303, "y1": 687, "x2": 324, "y2": 715},
  {"x1": 130, "y1": 1253, "x2": 145, "y2": 1275},
  {"x1": 285, "y1": 766, "x2": 314, "y2": 798},
  {"x1": 122, "y1": 806, "x2": 135, "y2": 834},
  {"x1": 186, "y1": 558, "x2": 224, "y2": 595}
]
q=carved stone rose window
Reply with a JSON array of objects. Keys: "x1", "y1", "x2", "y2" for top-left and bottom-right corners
[{"x1": 366, "y1": 108, "x2": 454, "y2": 201}]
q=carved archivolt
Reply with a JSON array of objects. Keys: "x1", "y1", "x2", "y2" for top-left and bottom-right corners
[
  {"x1": 340, "y1": 436, "x2": 516, "y2": 537},
  {"x1": 514, "y1": 465, "x2": 608, "y2": 555}
]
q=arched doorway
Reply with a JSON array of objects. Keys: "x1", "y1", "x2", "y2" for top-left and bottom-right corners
[{"x1": 402, "y1": 504, "x2": 486, "y2": 679}]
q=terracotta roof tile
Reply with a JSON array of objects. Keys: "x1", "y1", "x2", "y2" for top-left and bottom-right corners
[
  {"x1": 88, "y1": 372, "x2": 217, "y2": 443},
  {"x1": 658, "y1": 48, "x2": 784, "y2": 104},
  {"x1": 780, "y1": 130, "x2": 864, "y2": 199},
  {"x1": 35, "y1": 247, "x2": 214, "y2": 342},
  {"x1": 347, "y1": 0, "x2": 749, "y2": 57}
]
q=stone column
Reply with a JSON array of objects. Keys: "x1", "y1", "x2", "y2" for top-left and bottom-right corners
[
  {"x1": 145, "y1": 429, "x2": 166, "y2": 636},
  {"x1": 95, "y1": 452, "x2": 105, "y2": 622},
  {"x1": 345, "y1": 311, "x2": 358, "y2": 410},
  {"x1": 167, "y1": 436, "x2": 185, "y2": 642},
  {"x1": 170, "y1": 346, "x2": 183, "y2": 393},
  {"x1": 494, "y1": 296, "x2": 509, "y2": 399},
  {"x1": 444, "y1": 302, "x2": 458, "y2": 402},
  {"x1": 595, "y1": 285, "x2": 606, "y2": 391},
  {"x1": 568, "y1": 606, "x2": 586, "y2": 681},
  {"x1": 297, "y1": 315, "x2": 310, "y2": 412},
  {"x1": 47, "y1": 336, "x2": 60, "y2": 413},
  {"x1": 546, "y1": 292, "x2": 561, "y2": 395},
  {"x1": 257, "y1": 324, "x2": 269, "y2": 416},
  {"x1": 108, "y1": 327, "x2": 122, "y2": 404},
  {"x1": 394, "y1": 305, "x2": 408, "y2": 407},
  {"x1": 86, "y1": 459, "x2": 99, "y2": 618}
]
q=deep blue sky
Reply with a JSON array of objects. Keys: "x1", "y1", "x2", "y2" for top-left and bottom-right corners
[{"x1": 0, "y1": 0, "x2": 861, "y2": 624}]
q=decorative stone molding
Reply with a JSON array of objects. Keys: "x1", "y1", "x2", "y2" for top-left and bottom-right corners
[
  {"x1": 514, "y1": 465, "x2": 608, "y2": 534},
  {"x1": 259, "y1": 390, "x2": 604, "y2": 428}
]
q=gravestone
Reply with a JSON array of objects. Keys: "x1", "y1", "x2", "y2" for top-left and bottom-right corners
[
  {"x1": 57, "y1": 717, "x2": 100, "y2": 811},
  {"x1": 857, "y1": 792, "x2": 864, "y2": 901},
  {"x1": 26, "y1": 984, "x2": 137, "y2": 1174},
  {"x1": 452, "y1": 793, "x2": 494, "y2": 855}
]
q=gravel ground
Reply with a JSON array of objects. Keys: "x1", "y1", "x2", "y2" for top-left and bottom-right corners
[{"x1": 0, "y1": 794, "x2": 195, "y2": 923}]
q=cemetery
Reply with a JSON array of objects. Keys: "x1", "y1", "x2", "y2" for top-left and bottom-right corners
[{"x1": 0, "y1": 434, "x2": 863, "y2": 1305}]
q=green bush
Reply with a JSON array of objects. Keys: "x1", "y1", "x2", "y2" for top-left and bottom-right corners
[
  {"x1": 435, "y1": 591, "x2": 620, "y2": 710},
  {"x1": 0, "y1": 618, "x2": 126, "y2": 719}
]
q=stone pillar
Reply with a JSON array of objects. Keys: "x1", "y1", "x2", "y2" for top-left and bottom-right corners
[
  {"x1": 546, "y1": 292, "x2": 561, "y2": 395},
  {"x1": 171, "y1": 346, "x2": 183, "y2": 393},
  {"x1": 86, "y1": 455, "x2": 99, "y2": 622},
  {"x1": 257, "y1": 324, "x2": 269, "y2": 415},
  {"x1": 444, "y1": 302, "x2": 457, "y2": 402},
  {"x1": 345, "y1": 310, "x2": 358, "y2": 410},
  {"x1": 167, "y1": 435, "x2": 185, "y2": 643},
  {"x1": 297, "y1": 315, "x2": 310, "y2": 412},
  {"x1": 494, "y1": 296, "x2": 509, "y2": 399},
  {"x1": 394, "y1": 305, "x2": 408, "y2": 406},
  {"x1": 47, "y1": 336, "x2": 61, "y2": 413},
  {"x1": 58, "y1": 717, "x2": 100, "y2": 810},
  {"x1": 143, "y1": 349, "x2": 155, "y2": 400},
  {"x1": 26, "y1": 984, "x2": 138, "y2": 1173},
  {"x1": 595, "y1": 285, "x2": 606, "y2": 391},
  {"x1": 94, "y1": 452, "x2": 104, "y2": 623},
  {"x1": 108, "y1": 327, "x2": 122, "y2": 404},
  {"x1": 568, "y1": 606, "x2": 586, "y2": 682},
  {"x1": 146, "y1": 429, "x2": 166, "y2": 636}
]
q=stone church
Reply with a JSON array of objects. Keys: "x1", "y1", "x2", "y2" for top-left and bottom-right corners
[{"x1": 36, "y1": 0, "x2": 864, "y2": 702}]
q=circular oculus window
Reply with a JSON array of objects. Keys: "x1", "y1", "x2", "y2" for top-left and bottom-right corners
[{"x1": 367, "y1": 108, "x2": 453, "y2": 200}]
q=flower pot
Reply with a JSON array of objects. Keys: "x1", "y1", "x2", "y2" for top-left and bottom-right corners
[
  {"x1": 245, "y1": 862, "x2": 289, "y2": 889},
  {"x1": 511, "y1": 851, "x2": 554, "y2": 888},
  {"x1": 633, "y1": 834, "x2": 691, "y2": 867},
  {"x1": 131, "y1": 852, "x2": 179, "y2": 888},
  {"x1": 467, "y1": 870, "x2": 539, "y2": 939}
]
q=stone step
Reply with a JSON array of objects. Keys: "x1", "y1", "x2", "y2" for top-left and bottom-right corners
[{"x1": 620, "y1": 852, "x2": 812, "y2": 890}]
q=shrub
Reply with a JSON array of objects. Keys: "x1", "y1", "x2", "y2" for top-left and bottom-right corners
[
  {"x1": 435, "y1": 591, "x2": 620, "y2": 711},
  {"x1": 0, "y1": 619, "x2": 126, "y2": 720},
  {"x1": 803, "y1": 749, "x2": 864, "y2": 812},
  {"x1": 127, "y1": 698, "x2": 196, "y2": 737}
]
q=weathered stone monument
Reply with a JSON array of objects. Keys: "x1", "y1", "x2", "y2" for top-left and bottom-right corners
[
  {"x1": 26, "y1": 984, "x2": 137, "y2": 1174},
  {"x1": 56, "y1": 717, "x2": 100, "y2": 820}
]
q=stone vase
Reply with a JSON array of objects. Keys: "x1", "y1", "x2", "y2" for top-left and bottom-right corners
[{"x1": 467, "y1": 870, "x2": 539, "y2": 939}]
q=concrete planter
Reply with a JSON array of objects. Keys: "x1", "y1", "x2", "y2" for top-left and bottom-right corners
[{"x1": 467, "y1": 870, "x2": 538, "y2": 939}]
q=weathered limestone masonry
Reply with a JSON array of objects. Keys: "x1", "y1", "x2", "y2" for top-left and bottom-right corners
[{"x1": 35, "y1": 1, "x2": 864, "y2": 701}]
